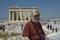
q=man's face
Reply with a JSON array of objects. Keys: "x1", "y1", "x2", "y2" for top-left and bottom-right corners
[{"x1": 33, "y1": 15, "x2": 40, "y2": 22}]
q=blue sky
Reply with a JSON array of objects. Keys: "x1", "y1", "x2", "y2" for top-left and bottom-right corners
[{"x1": 0, "y1": 0, "x2": 60, "y2": 20}]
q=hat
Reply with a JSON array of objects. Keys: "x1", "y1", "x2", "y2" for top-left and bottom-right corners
[
  {"x1": 33, "y1": 10, "x2": 40, "y2": 16},
  {"x1": 30, "y1": 10, "x2": 40, "y2": 18}
]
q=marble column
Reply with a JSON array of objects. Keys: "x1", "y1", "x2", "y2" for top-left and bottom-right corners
[
  {"x1": 16, "y1": 11, "x2": 18, "y2": 21},
  {"x1": 9, "y1": 11, "x2": 10, "y2": 21}
]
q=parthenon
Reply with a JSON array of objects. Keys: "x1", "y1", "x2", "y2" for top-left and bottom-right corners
[{"x1": 9, "y1": 7, "x2": 39, "y2": 25}]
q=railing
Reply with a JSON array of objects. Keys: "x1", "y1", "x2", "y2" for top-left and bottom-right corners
[{"x1": 0, "y1": 32, "x2": 23, "y2": 40}]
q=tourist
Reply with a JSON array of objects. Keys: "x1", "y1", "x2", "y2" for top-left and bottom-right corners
[{"x1": 22, "y1": 10, "x2": 48, "y2": 40}]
